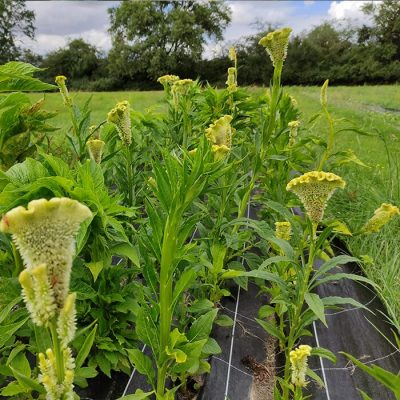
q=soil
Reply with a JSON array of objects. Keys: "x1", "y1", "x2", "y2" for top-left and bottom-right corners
[{"x1": 242, "y1": 333, "x2": 276, "y2": 400}]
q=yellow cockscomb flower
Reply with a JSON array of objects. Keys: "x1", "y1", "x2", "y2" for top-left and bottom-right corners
[
  {"x1": 1, "y1": 198, "x2": 92, "y2": 307},
  {"x1": 107, "y1": 100, "x2": 132, "y2": 146},
  {"x1": 275, "y1": 221, "x2": 292, "y2": 241},
  {"x1": 229, "y1": 47, "x2": 237, "y2": 63},
  {"x1": 286, "y1": 171, "x2": 345, "y2": 224},
  {"x1": 290, "y1": 345, "x2": 312, "y2": 387},
  {"x1": 87, "y1": 138, "x2": 105, "y2": 164},
  {"x1": 55, "y1": 75, "x2": 72, "y2": 107},
  {"x1": 288, "y1": 120, "x2": 300, "y2": 146},
  {"x1": 205, "y1": 115, "x2": 234, "y2": 148},
  {"x1": 259, "y1": 27, "x2": 292, "y2": 67},
  {"x1": 157, "y1": 74, "x2": 180, "y2": 86},
  {"x1": 211, "y1": 144, "x2": 230, "y2": 161},
  {"x1": 361, "y1": 203, "x2": 400, "y2": 234},
  {"x1": 226, "y1": 67, "x2": 237, "y2": 93}
]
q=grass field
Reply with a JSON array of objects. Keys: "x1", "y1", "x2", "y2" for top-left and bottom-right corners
[{"x1": 28, "y1": 85, "x2": 400, "y2": 331}]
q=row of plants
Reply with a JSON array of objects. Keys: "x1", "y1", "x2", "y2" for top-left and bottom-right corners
[{"x1": 0, "y1": 28, "x2": 399, "y2": 400}]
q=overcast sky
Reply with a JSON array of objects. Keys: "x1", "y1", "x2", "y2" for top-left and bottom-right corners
[{"x1": 22, "y1": 1, "x2": 375, "y2": 58}]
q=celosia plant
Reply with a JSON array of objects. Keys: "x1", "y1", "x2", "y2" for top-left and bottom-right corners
[
  {"x1": 361, "y1": 203, "x2": 400, "y2": 234},
  {"x1": 205, "y1": 115, "x2": 234, "y2": 148},
  {"x1": 286, "y1": 171, "x2": 346, "y2": 225},
  {"x1": 1, "y1": 198, "x2": 92, "y2": 400},
  {"x1": 226, "y1": 67, "x2": 237, "y2": 93},
  {"x1": 290, "y1": 345, "x2": 312, "y2": 388},
  {"x1": 259, "y1": 27, "x2": 292, "y2": 67},
  {"x1": 55, "y1": 75, "x2": 72, "y2": 107},
  {"x1": 87, "y1": 138, "x2": 105, "y2": 164},
  {"x1": 275, "y1": 221, "x2": 292, "y2": 241},
  {"x1": 107, "y1": 100, "x2": 132, "y2": 147}
]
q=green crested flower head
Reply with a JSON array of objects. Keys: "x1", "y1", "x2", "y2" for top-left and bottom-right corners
[
  {"x1": 275, "y1": 221, "x2": 292, "y2": 241},
  {"x1": 361, "y1": 203, "x2": 400, "y2": 234},
  {"x1": 211, "y1": 144, "x2": 230, "y2": 161},
  {"x1": 288, "y1": 120, "x2": 300, "y2": 146},
  {"x1": 321, "y1": 79, "x2": 329, "y2": 107},
  {"x1": 259, "y1": 27, "x2": 292, "y2": 67},
  {"x1": 290, "y1": 345, "x2": 312, "y2": 387},
  {"x1": 226, "y1": 67, "x2": 237, "y2": 93},
  {"x1": 1, "y1": 198, "x2": 92, "y2": 307},
  {"x1": 157, "y1": 74, "x2": 180, "y2": 86},
  {"x1": 286, "y1": 171, "x2": 345, "y2": 224},
  {"x1": 205, "y1": 115, "x2": 234, "y2": 148},
  {"x1": 171, "y1": 79, "x2": 194, "y2": 106},
  {"x1": 229, "y1": 47, "x2": 237, "y2": 63},
  {"x1": 87, "y1": 138, "x2": 105, "y2": 164},
  {"x1": 107, "y1": 100, "x2": 132, "y2": 146},
  {"x1": 55, "y1": 75, "x2": 72, "y2": 107}
]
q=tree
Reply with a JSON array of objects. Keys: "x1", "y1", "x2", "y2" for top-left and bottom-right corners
[
  {"x1": 0, "y1": 0, "x2": 35, "y2": 64},
  {"x1": 362, "y1": 0, "x2": 400, "y2": 62},
  {"x1": 108, "y1": 0, "x2": 231, "y2": 80},
  {"x1": 41, "y1": 39, "x2": 102, "y2": 85}
]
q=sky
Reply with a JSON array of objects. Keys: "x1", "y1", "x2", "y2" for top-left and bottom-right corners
[{"x1": 22, "y1": 1, "x2": 375, "y2": 58}]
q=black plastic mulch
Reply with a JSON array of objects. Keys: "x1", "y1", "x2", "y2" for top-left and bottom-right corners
[{"x1": 305, "y1": 257, "x2": 400, "y2": 400}]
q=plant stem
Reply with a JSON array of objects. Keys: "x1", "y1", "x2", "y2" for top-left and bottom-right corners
[
  {"x1": 264, "y1": 62, "x2": 283, "y2": 151},
  {"x1": 12, "y1": 242, "x2": 23, "y2": 277},
  {"x1": 317, "y1": 107, "x2": 335, "y2": 171},
  {"x1": 282, "y1": 225, "x2": 316, "y2": 400},
  {"x1": 124, "y1": 146, "x2": 134, "y2": 207},
  {"x1": 157, "y1": 211, "x2": 179, "y2": 398},
  {"x1": 50, "y1": 320, "x2": 64, "y2": 384}
]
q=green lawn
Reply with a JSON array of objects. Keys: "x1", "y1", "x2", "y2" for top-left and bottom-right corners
[{"x1": 29, "y1": 86, "x2": 400, "y2": 330}]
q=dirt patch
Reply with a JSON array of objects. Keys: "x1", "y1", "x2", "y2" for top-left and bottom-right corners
[{"x1": 242, "y1": 334, "x2": 276, "y2": 400}]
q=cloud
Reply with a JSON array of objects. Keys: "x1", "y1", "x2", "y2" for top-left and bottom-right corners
[
  {"x1": 328, "y1": 1, "x2": 378, "y2": 24},
  {"x1": 304, "y1": 1, "x2": 315, "y2": 5},
  {"x1": 22, "y1": 1, "x2": 118, "y2": 54}
]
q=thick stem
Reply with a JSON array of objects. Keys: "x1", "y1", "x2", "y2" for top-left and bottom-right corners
[
  {"x1": 124, "y1": 146, "x2": 134, "y2": 207},
  {"x1": 157, "y1": 212, "x2": 179, "y2": 398}
]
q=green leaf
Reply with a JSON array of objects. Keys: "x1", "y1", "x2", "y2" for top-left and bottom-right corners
[
  {"x1": 188, "y1": 299, "x2": 214, "y2": 314},
  {"x1": 75, "y1": 325, "x2": 97, "y2": 369},
  {"x1": 306, "y1": 367, "x2": 325, "y2": 388},
  {"x1": 33, "y1": 325, "x2": 52, "y2": 353},
  {"x1": 0, "y1": 381, "x2": 27, "y2": 396},
  {"x1": 214, "y1": 314, "x2": 234, "y2": 327},
  {"x1": 341, "y1": 352, "x2": 400, "y2": 397},
  {"x1": 0, "y1": 318, "x2": 29, "y2": 348},
  {"x1": 0, "y1": 296, "x2": 22, "y2": 324},
  {"x1": 86, "y1": 261, "x2": 104, "y2": 282},
  {"x1": 322, "y1": 296, "x2": 370, "y2": 312},
  {"x1": 9, "y1": 367, "x2": 45, "y2": 394},
  {"x1": 112, "y1": 243, "x2": 140, "y2": 268},
  {"x1": 358, "y1": 389, "x2": 373, "y2": 400},
  {"x1": 304, "y1": 293, "x2": 327, "y2": 327},
  {"x1": 76, "y1": 366, "x2": 98, "y2": 379},
  {"x1": 172, "y1": 268, "x2": 196, "y2": 309},
  {"x1": 255, "y1": 318, "x2": 285, "y2": 342},
  {"x1": 187, "y1": 309, "x2": 218, "y2": 342},
  {"x1": 117, "y1": 389, "x2": 154, "y2": 400},
  {"x1": 202, "y1": 338, "x2": 221, "y2": 355},
  {"x1": 311, "y1": 347, "x2": 337, "y2": 364},
  {"x1": 126, "y1": 349, "x2": 155, "y2": 385}
]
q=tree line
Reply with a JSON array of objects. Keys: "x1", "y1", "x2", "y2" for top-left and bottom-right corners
[{"x1": 2, "y1": 0, "x2": 400, "y2": 90}]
